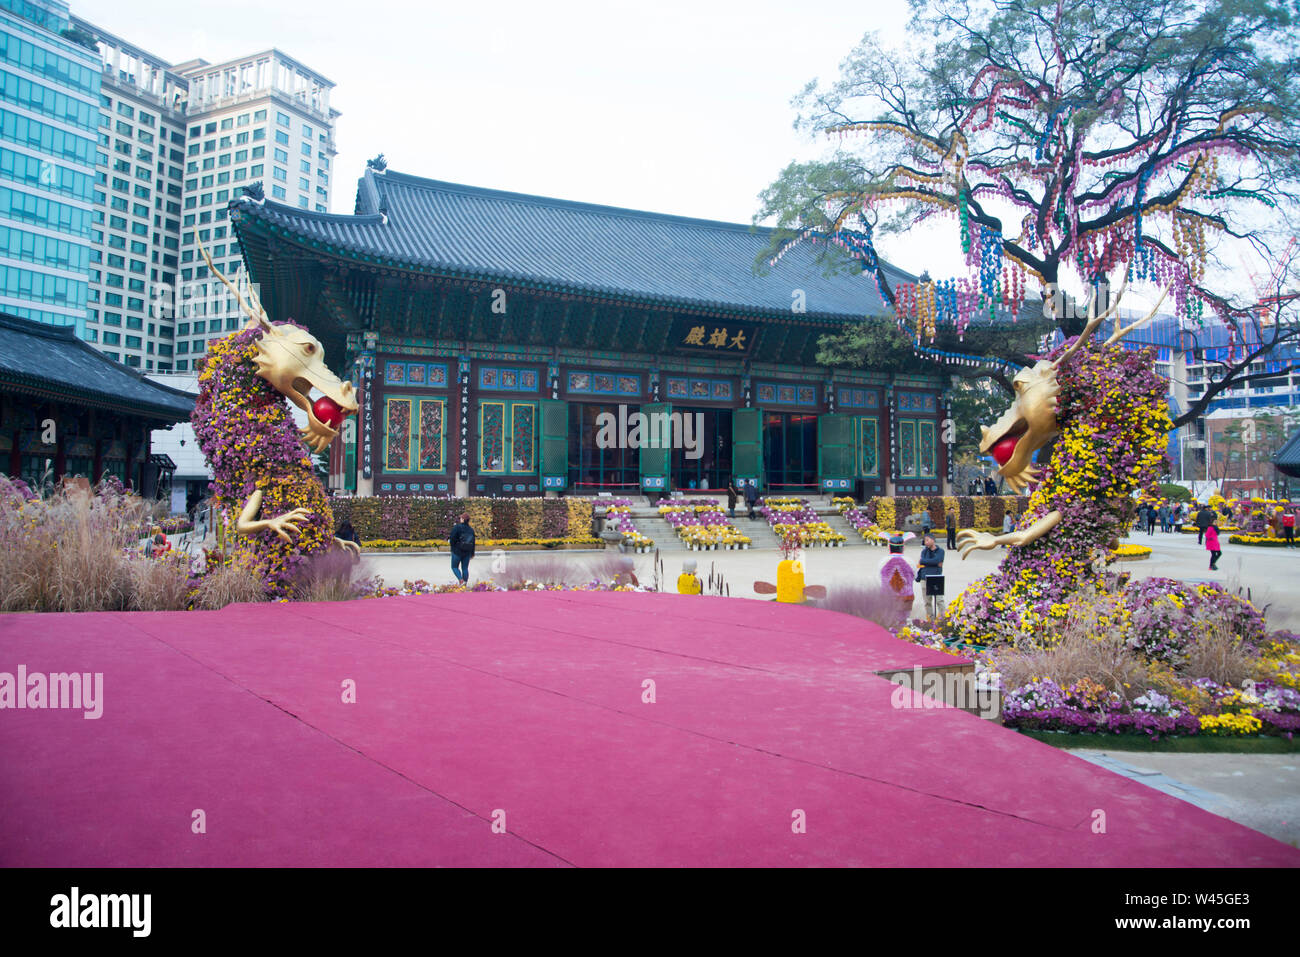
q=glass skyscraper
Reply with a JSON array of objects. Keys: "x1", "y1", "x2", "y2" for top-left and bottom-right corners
[{"x1": 0, "y1": 0, "x2": 99, "y2": 336}]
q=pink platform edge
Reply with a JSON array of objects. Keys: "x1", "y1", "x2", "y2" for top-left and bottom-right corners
[{"x1": 2, "y1": 591, "x2": 1296, "y2": 867}]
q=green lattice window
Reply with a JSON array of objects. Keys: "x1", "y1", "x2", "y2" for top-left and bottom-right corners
[
  {"x1": 479, "y1": 401, "x2": 537, "y2": 474},
  {"x1": 898, "y1": 419, "x2": 918, "y2": 477},
  {"x1": 919, "y1": 420, "x2": 937, "y2": 477},
  {"x1": 857, "y1": 416, "x2": 878, "y2": 477},
  {"x1": 384, "y1": 395, "x2": 446, "y2": 474}
]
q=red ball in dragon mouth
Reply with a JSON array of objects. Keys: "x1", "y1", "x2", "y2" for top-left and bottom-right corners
[
  {"x1": 312, "y1": 396, "x2": 345, "y2": 429},
  {"x1": 991, "y1": 436, "x2": 1019, "y2": 467}
]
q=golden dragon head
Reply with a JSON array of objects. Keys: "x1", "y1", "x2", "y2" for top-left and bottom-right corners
[
  {"x1": 251, "y1": 323, "x2": 358, "y2": 453},
  {"x1": 199, "y1": 241, "x2": 358, "y2": 453},
  {"x1": 978, "y1": 276, "x2": 1167, "y2": 492}
]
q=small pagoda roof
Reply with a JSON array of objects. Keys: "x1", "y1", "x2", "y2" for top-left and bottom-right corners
[
  {"x1": 0, "y1": 313, "x2": 194, "y2": 423},
  {"x1": 233, "y1": 166, "x2": 927, "y2": 322},
  {"x1": 1275, "y1": 426, "x2": 1300, "y2": 479}
]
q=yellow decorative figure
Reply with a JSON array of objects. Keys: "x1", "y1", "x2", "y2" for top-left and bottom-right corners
[
  {"x1": 776, "y1": 559, "x2": 805, "y2": 603},
  {"x1": 677, "y1": 558, "x2": 702, "y2": 595},
  {"x1": 753, "y1": 558, "x2": 827, "y2": 603}
]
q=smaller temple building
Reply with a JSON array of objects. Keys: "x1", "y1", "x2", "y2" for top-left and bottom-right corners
[{"x1": 0, "y1": 313, "x2": 195, "y2": 494}]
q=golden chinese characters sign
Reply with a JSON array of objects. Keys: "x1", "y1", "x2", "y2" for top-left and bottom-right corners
[{"x1": 669, "y1": 316, "x2": 758, "y2": 355}]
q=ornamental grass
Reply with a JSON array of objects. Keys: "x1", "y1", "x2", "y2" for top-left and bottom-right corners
[
  {"x1": 288, "y1": 547, "x2": 371, "y2": 602},
  {"x1": 191, "y1": 562, "x2": 268, "y2": 610},
  {"x1": 493, "y1": 553, "x2": 589, "y2": 588},
  {"x1": 129, "y1": 552, "x2": 193, "y2": 611},
  {"x1": 818, "y1": 579, "x2": 910, "y2": 632},
  {"x1": 0, "y1": 475, "x2": 159, "y2": 613}
]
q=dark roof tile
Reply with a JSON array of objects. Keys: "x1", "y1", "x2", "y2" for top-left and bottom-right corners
[
  {"x1": 0, "y1": 313, "x2": 194, "y2": 421},
  {"x1": 233, "y1": 168, "x2": 921, "y2": 320}
]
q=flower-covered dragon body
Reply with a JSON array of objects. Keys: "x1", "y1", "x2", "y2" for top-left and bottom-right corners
[
  {"x1": 947, "y1": 283, "x2": 1171, "y2": 644},
  {"x1": 191, "y1": 248, "x2": 358, "y2": 596}
]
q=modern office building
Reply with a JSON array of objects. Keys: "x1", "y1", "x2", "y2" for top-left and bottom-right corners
[
  {"x1": 0, "y1": 0, "x2": 101, "y2": 333},
  {"x1": 1117, "y1": 310, "x2": 1300, "y2": 486},
  {"x1": 72, "y1": 20, "x2": 187, "y2": 370},
  {"x1": 165, "y1": 49, "x2": 338, "y2": 372},
  {"x1": 45, "y1": 12, "x2": 341, "y2": 374}
]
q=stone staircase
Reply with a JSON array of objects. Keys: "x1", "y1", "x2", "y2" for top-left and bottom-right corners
[
  {"x1": 621, "y1": 503, "x2": 782, "y2": 550},
  {"x1": 820, "y1": 510, "x2": 881, "y2": 547}
]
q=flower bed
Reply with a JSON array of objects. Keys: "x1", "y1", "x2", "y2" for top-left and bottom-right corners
[
  {"x1": 364, "y1": 579, "x2": 645, "y2": 598},
  {"x1": 360, "y1": 538, "x2": 601, "y2": 551},
  {"x1": 760, "y1": 498, "x2": 846, "y2": 546},
  {"x1": 891, "y1": 582, "x2": 1300, "y2": 742},
  {"x1": 833, "y1": 497, "x2": 887, "y2": 544},
  {"x1": 1228, "y1": 534, "x2": 1295, "y2": 547},
  {"x1": 331, "y1": 495, "x2": 594, "y2": 542},
  {"x1": 1001, "y1": 675, "x2": 1300, "y2": 740},
  {"x1": 1109, "y1": 542, "x2": 1152, "y2": 561},
  {"x1": 658, "y1": 498, "x2": 751, "y2": 550},
  {"x1": 836, "y1": 495, "x2": 1029, "y2": 531},
  {"x1": 597, "y1": 499, "x2": 655, "y2": 552}
]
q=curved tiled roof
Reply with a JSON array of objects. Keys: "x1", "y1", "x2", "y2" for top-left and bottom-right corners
[
  {"x1": 232, "y1": 167, "x2": 921, "y2": 321},
  {"x1": 0, "y1": 313, "x2": 194, "y2": 422},
  {"x1": 1276, "y1": 427, "x2": 1300, "y2": 478}
]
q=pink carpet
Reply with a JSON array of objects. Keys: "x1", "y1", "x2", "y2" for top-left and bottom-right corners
[{"x1": 1, "y1": 591, "x2": 1296, "y2": 867}]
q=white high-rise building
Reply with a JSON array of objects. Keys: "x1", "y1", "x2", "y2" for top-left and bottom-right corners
[
  {"x1": 74, "y1": 21, "x2": 187, "y2": 371},
  {"x1": 169, "y1": 51, "x2": 338, "y2": 372},
  {"x1": 69, "y1": 17, "x2": 339, "y2": 373}
]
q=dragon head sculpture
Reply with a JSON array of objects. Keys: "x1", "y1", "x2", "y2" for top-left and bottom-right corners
[
  {"x1": 199, "y1": 241, "x2": 357, "y2": 452},
  {"x1": 978, "y1": 359, "x2": 1060, "y2": 492},
  {"x1": 977, "y1": 276, "x2": 1164, "y2": 492},
  {"x1": 250, "y1": 322, "x2": 358, "y2": 453}
]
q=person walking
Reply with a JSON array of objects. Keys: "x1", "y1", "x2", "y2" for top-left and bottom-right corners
[
  {"x1": 1283, "y1": 508, "x2": 1296, "y2": 548},
  {"x1": 945, "y1": 509, "x2": 957, "y2": 551},
  {"x1": 1158, "y1": 503, "x2": 1170, "y2": 533},
  {"x1": 744, "y1": 480, "x2": 759, "y2": 520},
  {"x1": 1145, "y1": 503, "x2": 1157, "y2": 535},
  {"x1": 1195, "y1": 503, "x2": 1214, "y2": 544},
  {"x1": 921, "y1": 510, "x2": 933, "y2": 539},
  {"x1": 916, "y1": 534, "x2": 946, "y2": 620},
  {"x1": 448, "y1": 511, "x2": 476, "y2": 584},
  {"x1": 726, "y1": 479, "x2": 740, "y2": 520},
  {"x1": 1205, "y1": 522, "x2": 1222, "y2": 571}
]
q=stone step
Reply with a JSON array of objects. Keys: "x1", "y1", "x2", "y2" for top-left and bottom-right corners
[{"x1": 823, "y1": 511, "x2": 881, "y2": 546}]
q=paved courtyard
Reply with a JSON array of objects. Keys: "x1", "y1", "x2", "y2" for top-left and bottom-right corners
[{"x1": 359, "y1": 528, "x2": 1300, "y2": 631}]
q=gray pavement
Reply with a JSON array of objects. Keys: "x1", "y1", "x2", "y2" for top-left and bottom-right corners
[
  {"x1": 1070, "y1": 750, "x2": 1300, "y2": 848},
  {"x1": 358, "y1": 527, "x2": 1300, "y2": 630}
]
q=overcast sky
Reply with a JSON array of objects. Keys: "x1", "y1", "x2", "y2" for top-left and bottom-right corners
[
  {"x1": 73, "y1": 0, "x2": 1261, "y2": 311},
  {"x1": 72, "y1": 0, "x2": 976, "y2": 278}
]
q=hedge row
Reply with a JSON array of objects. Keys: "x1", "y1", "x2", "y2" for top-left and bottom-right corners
[
  {"x1": 853, "y1": 495, "x2": 1030, "y2": 532},
  {"x1": 329, "y1": 496, "x2": 595, "y2": 542}
]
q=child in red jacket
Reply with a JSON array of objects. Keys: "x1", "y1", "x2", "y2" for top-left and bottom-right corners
[{"x1": 1205, "y1": 523, "x2": 1221, "y2": 571}]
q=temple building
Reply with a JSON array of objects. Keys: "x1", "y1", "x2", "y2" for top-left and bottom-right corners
[
  {"x1": 232, "y1": 160, "x2": 956, "y2": 498},
  {"x1": 0, "y1": 312, "x2": 193, "y2": 493}
]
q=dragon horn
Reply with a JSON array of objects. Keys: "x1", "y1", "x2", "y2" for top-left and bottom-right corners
[
  {"x1": 1103, "y1": 284, "x2": 1170, "y2": 347},
  {"x1": 1050, "y1": 272, "x2": 1129, "y2": 369},
  {"x1": 198, "y1": 238, "x2": 271, "y2": 330}
]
